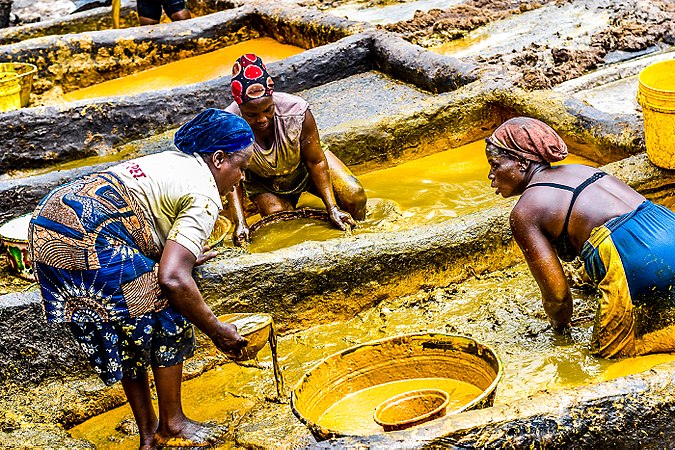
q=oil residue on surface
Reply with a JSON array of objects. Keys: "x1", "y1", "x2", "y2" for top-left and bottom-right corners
[
  {"x1": 598, "y1": 352, "x2": 675, "y2": 382},
  {"x1": 68, "y1": 364, "x2": 261, "y2": 449},
  {"x1": 64, "y1": 38, "x2": 304, "y2": 101},
  {"x1": 68, "y1": 264, "x2": 626, "y2": 447},
  {"x1": 245, "y1": 140, "x2": 596, "y2": 253},
  {"x1": 317, "y1": 378, "x2": 483, "y2": 435}
]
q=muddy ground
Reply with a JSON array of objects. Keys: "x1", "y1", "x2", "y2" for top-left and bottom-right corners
[
  {"x1": 0, "y1": 253, "x2": 34, "y2": 296},
  {"x1": 5, "y1": 0, "x2": 76, "y2": 26},
  {"x1": 383, "y1": 0, "x2": 675, "y2": 89}
]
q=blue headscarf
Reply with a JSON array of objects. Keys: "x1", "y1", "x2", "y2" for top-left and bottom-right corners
[{"x1": 174, "y1": 108, "x2": 254, "y2": 155}]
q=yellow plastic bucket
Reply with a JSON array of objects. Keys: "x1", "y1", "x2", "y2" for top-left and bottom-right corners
[
  {"x1": 0, "y1": 62, "x2": 37, "y2": 108},
  {"x1": 637, "y1": 59, "x2": 675, "y2": 169},
  {"x1": 0, "y1": 72, "x2": 21, "y2": 113}
]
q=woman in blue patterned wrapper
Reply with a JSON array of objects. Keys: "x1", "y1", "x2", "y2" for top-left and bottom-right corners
[
  {"x1": 486, "y1": 116, "x2": 675, "y2": 359},
  {"x1": 29, "y1": 109, "x2": 253, "y2": 449},
  {"x1": 224, "y1": 54, "x2": 368, "y2": 246}
]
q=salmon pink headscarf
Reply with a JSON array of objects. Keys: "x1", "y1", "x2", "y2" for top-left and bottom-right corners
[{"x1": 486, "y1": 117, "x2": 568, "y2": 163}]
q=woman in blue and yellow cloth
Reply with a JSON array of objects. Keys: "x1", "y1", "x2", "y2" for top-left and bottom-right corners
[
  {"x1": 485, "y1": 116, "x2": 675, "y2": 359},
  {"x1": 29, "y1": 109, "x2": 253, "y2": 449}
]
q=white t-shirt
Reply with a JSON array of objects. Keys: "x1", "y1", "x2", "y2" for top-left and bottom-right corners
[{"x1": 108, "y1": 150, "x2": 222, "y2": 258}]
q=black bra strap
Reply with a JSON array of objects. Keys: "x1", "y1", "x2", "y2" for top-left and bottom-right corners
[
  {"x1": 561, "y1": 172, "x2": 607, "y2": 235},
  {"x1": 525, "y1": 182, "x2": 575, "y2": 192}
]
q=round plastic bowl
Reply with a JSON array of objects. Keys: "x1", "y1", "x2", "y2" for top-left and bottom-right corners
[
  {"x1": 291, "y1": 333, "x2": 503, "y2": 441},
  {"x1": 0, "y1": 72, "x2": 20, "y2": 113},
  {"x1": 374, "y1": 388, "x2": 450, "y2": 432},
  {"x1": 218, "y1": 313, "x2": 273, "y2": 361}
]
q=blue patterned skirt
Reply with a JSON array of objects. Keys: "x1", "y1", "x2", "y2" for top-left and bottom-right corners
[{"x1": 29, "y1": 172, "x2": 194, "y2": 384}]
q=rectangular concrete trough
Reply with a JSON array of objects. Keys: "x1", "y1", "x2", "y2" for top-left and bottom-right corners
[
  {"x1": 0, "y1": 3, "x2": 376, "y2": 174},
  {"x1": 0, "y1": 73, "x2": 644, "y2": 223},
  {"x1": 0, "y1": 142, "x2": 672, "y2": 391},
  {"x1": 0, "y1": 0, "x2": 244, "y2": 44}
]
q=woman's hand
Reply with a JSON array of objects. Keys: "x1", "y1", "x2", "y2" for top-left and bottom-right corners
[
  {"x1": 210, "y1": 322, "x2": 248, "y2": 359},
  {"x1": 195, "y1": 246, "x2": 218, "y2": 266},
  {"x1": 232, "y1": 222, "x2": 250, "y2": 247},
  {"x1": 328, "y1": 206, "x2": 356, "y2": 231}
]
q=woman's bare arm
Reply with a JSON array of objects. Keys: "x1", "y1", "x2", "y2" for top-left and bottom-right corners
[{"x1": 510, "y1": 206, "x2": 573, "y2": 330}]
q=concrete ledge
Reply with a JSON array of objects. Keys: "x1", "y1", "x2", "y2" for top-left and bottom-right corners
[
  {"x1": 0, "y1": 31, "x2": 372, "y2": 174},
  {"x1": 2, "y1": 150, "x2": 672, "y2": 386},
  {"x1": 315, "y1": 360, "x2": 675, "y2": 448},
  {"x1": 0, "y1": 290, "x2": 90, "y2": 386},
  {"x1": 197, "y1": 206, "x2": 519, "y2": 332},
  {"x1": 491, "y1": 88, "x2": 645, "y2": 164},
  {"x1": 371, "y1": 30, "x2": 479, "y2": 94}
]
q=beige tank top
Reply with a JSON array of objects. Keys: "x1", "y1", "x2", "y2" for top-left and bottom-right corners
[{"x1": 226, "y1": 92, "x2": 309, "y2": 178}]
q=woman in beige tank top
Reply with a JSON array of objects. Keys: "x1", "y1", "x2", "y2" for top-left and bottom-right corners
[{"x1": 224, "y1": 54, "x2": 367, "y2": 246}]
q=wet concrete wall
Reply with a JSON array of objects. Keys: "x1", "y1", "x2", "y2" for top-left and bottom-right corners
[
  {"x1": 0, "y1": 0, "x2": 238, "y2": 44},
  {"x1": 0, "y1": 30, "x2": 371, "y2": 174},
  {"x1": 492, "y1": 88, "x2": 645, "y2": 165},
  {"x1": 0, "y1": 7, "x2": 258, "y2": 95},
  {"x1": 0, "y1": 290, "x2": 89, "y2": 386},
  {"x1": 371, "y1": 30, "x2": 478, "y2": 94},
  {"x1": 2, "y1": 152, "x2": 674, "y2": 389},
  {"x1": 317, "y1": 360, "x2": 675, "y2": 448},
  {"x1": 198, "y1": 206, "x2": 519, "y2": 332}
]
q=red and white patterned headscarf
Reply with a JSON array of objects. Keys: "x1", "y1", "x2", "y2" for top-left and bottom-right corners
[{"x1": 230, "y1": 54, "x2": 275, "y2": 105}]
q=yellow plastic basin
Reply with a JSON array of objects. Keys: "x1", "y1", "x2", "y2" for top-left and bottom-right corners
[
  {"x1": 0, "y1": 62, "x2": 37, "y2": 108},
  {"x1": 291, "y1": 333, "x2": 503, "y2": 440},
  {"x1": 0, "y1": 72, "x2": 20, "y2": 113}
]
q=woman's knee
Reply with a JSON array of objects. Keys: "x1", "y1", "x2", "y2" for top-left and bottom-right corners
[{"x1": 338, "y1": 180, "x2": 367, "y2": 220}]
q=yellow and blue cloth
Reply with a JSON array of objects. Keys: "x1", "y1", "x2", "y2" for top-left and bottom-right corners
[{"x1": 581, "y1": 200, "x2": 675, "y2": 358}]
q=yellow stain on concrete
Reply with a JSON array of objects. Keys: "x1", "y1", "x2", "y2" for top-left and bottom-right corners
[{"x1": 64, "y1": 38, "x2": 303, "y2": 101}]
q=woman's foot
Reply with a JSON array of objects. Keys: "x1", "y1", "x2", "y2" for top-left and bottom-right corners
[{"x1": 153, "y1": 418, "x2": 226, "y2": 448}]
